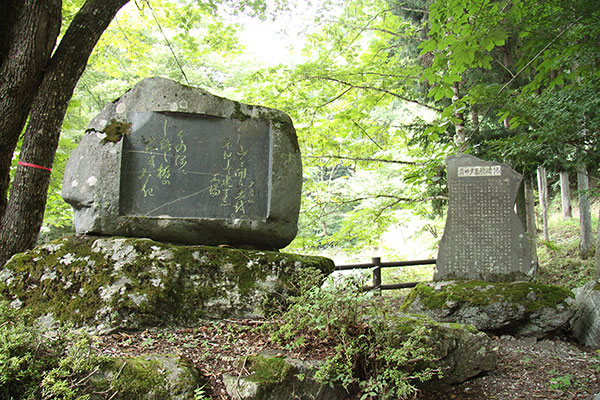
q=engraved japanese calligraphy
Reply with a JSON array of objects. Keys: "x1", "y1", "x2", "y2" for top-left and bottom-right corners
[
  {"x1": 435, "y1": 154, "x2": 534, "y2": 282},
  {"x1": 119, "y1": 112, "x2": 270, "y2": 219}
]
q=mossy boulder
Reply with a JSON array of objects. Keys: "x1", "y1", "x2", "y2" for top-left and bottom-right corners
[
  {"x1": 0, "y1": 236, "x2": 334, "y2": 333},
  {"x1": 370, "y1": 313, "x2": 496, "y2": 386},
  {"x1": 223, "y1": 350, "x2": 348, "y2": 400},
  {"x1": 90, "y1": 354, "x2": 202, "y2": 399},
  {"x1": 571, "y1": 280, "x2": 600, "y2": 349},
  {"x1": 401, "y1": 280, "x2": 575, "y2": 338},
  {"x1": 224, "y1": 315, "x2": 496, "y2": 400}
]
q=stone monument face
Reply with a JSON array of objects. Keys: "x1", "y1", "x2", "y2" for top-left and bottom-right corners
[
  {"x1": 435, "y1": 154, "x2": 535, "y2": 282},
  {"x1": 62, "y1": 77, "x2": 301, "y2": 249}
]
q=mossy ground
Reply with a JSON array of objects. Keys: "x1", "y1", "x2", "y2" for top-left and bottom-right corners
[
  {"x1": 245, "y1": 355, "x2": 293, "y2": 385},
  {"x1": 401, "y1": 280, "x2": 574, "y2": 313},
  {"x1": 94, "y1": 356, "x2": 170, "y2": 399}
]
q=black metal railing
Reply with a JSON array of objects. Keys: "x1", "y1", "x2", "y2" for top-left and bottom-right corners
[{"x1": 335, "y1": 257, "x2": 436, "y2": 291}]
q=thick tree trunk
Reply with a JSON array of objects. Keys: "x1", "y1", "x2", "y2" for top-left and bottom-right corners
[
  {"x1": 560, "y1": 171, "x2": 572, "y2": 219},
  {"x1": 524, "y1": 176, "x2": 538, "y2": 266},
  {"x1": 0, "y1": 0, "x2": 61, "y2": 220},
  {"x1": 0, "y1": 0, "x2": 25, "y2": 65},
  {"x1": 0, "y1": 0, "x2": 129, "y2": 266},
  {"x1": 577, "y1": 168, "x2": 593, "y2": 259},
  {"x1": 537, "y1": 166, "x2": 549, "y2": 241}
]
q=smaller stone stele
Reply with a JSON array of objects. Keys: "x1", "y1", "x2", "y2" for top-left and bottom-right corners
[
  {"x1": 62, "y1": 77, "x2": 301, "y2": 249},
  {"x1": 435, "y1": 154, "x2": 535, "y2": 282}
]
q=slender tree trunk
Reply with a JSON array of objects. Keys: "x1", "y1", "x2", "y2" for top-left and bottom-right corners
[
  {"x1": 472, "y1": 110, "x2": 479, "y2": 135},
  {"x1": 596, "y1": 206, "x2": 600, "y2": 279},
  {"x1": 452, "y1": 81, "x2": 466, "y2": 151},
  {"x1": 516, "y1": 180, "x2": 527, "y2": 229},
  {"x1": 0, "y1": 0, "x2": 61, "y2": 220},
  {"x1": 560, "y1": 171, "x2": 572, "y2": 219},
  {"x1": 0, "y1": 0, "x2": 129, "y2": 266},
  {"x1": 577, "y1": 168, "x2": 593, "y2": 259},
  {"x1": 537, "y1": 166, "x2": 549, "y2": 241},
  {"x1": 524, "y1": 176, "x2": 538, "y2": 266}
]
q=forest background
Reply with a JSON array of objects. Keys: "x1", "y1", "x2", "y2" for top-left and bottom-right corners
[{"x1": 1, "y1": 0, "x2": 599, "y2": 282}]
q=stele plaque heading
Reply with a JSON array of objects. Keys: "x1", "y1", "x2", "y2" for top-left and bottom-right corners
[{"x1": 457, "y1": 165, "x2": 501, "y2": 177}]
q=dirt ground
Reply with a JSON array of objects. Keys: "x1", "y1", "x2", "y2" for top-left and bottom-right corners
[
  {"x1": 93, "y1": 320, "x2": 600, "y2": 399},
  {"x1": 424, "y1": 335, "x2": 599, "y2": 399}
]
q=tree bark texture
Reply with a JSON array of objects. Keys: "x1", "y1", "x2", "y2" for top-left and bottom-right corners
[
  {"x1": 516, "y1": 180, "x2": 527, "y2": 229},
  {"x1": 524, "y1": 176, "x2": 538, "y2": 266},
  {"x1": 577, "y1": 168, "x2": 593, "y2": 259},
  {"x1": 451, "y1": 81, "x2": 466, "y2": 151},
  {"x1": 0, "y1": 0, "x2": 130, "y2": 266},
  {"x1": 0, "y1": 0, "x2": 61, "y2": 220},
  {"x1": 536, "y1": 166, "x2": 549, "y2": 241},
  {"x1": 0, "y1": 0, "x2": 25, "y2": 66},
  {"x1": 560, "y1": 171, "x2": 572, "y2": 219},
  {"x1": 596, "y1": 206, "x2": 600, "y2": 279}
]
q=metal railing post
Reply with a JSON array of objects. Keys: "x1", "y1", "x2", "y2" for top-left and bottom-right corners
[{"x1": 372, "y1": 257, "x2": 381, "y2": 293}]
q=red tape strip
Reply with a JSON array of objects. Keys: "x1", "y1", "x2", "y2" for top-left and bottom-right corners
[{"x1": 18, "y1": 161, "x2": 52, "y2": 172}]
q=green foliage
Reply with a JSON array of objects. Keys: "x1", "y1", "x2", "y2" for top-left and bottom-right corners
[
  {"x1": 0, "y1": 302, "x2": 96, "y2": 399},
  {"x1": 423, "y1": 0, "x2": 600, "y2": 172},
  {"x1": 273, "y1": 276, "x2": 372, "y2": 347},
  {"x1": 193, "y1": 384, "x2": 212, "y2": 400},
  {"x1": 548, "y1": 369, "x2": 573, "y2": 391},
  {"x1": 272, "y1": 276, "x2": 439, "y2": 399},
  {"x1": 382, "y1": 265, "x2": 434, "y2": 288},
  {"x1": 237, "y1": 0, "x2": 449, "y2": 254},
  {"x1": 0, "y1": 300, "x2": 199, "y2": 399}
]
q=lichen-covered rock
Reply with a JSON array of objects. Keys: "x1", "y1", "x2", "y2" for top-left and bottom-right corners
[
  {"x1": 371, "y1": 313, "x2": 496, "y2": 385},
  {"x1": 62, "y1": 77, "x2": 301, "y2": 250},
  {"x1": 401, "y1": 280, "x2": 575, "y2": 338},
  {"x1": 90, "y1": 354, "x2": 202, "y2": 400},
  {"x1": 224, "y1": 315, "x2": 496, "y2": 400},
  {"x1": 0, "y1": 236, "x2": 334, "y2": 333},
  {"x1": 571, "y1": 281, "x2": 600, "y2": 349},
  {"x1": 223, "y1": 350, "x2": 347, "y2": 400}
]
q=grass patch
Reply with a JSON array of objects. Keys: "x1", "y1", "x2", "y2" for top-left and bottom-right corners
[{"x1": 537, "y1": 212, "x2": 598, "y2": 288}]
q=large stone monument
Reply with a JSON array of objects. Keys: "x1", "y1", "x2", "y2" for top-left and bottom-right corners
[
  {"x1": 62, "y1": 77, "x2": 301, "y2": 249},
  {"x1": 435, "y1": 154, "x2": 535, "y2": 282}
]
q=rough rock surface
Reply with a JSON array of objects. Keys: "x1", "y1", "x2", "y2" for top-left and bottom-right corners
[
  {"x1": 91, "y1": 354, "x2": 202, "y2": 399},
  {"x1": 571, "y1": 281, "x2": 600, "y2": 349},
  {"x1": 374, "y1": 313, "x2": 496, "y2": 385},
  {"x1": 222, "y1": 315, "x2": 496, "y2": 400},
  {"x1": 62, "y1": 77, "x2": 302, "y2": 250},
  {"x1": 223, "y1": 350, "x2": 347, "y2": 400},
  {"x1": 401, "y1": 280, "x2": 575, "y2": 338},
  {"x1": 0, "y1": 236, "x2": 334, "y2": 333}
]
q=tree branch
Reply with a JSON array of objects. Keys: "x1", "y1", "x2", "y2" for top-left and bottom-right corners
[
  {"x1": 305, "y1": 154, "x2": 424, "y2": 166},
  {"x1": 313, "y1": 87, "x2": 353, "y2": 110},
  {"x1": 468, "y1": 15, "x2": 584, "y2": 141},
  {"x1": 306, "y1": 75, "x2": 441, "y2": 112},
  {"x1": 350, "y1": 117, "x2": 384, "y2": 150},
  {"x1": 498, "y1": 15, "x2": 584, "y2": 95}
]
